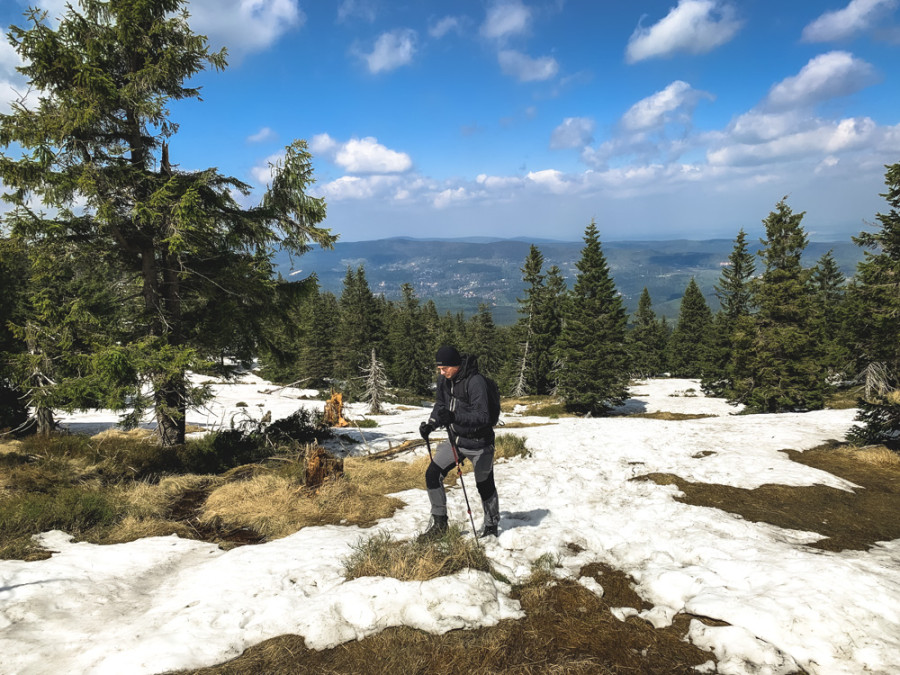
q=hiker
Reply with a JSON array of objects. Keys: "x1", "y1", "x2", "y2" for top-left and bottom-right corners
[{"x1": 418, "y1": 345, "x2": 499, "y2": 540}]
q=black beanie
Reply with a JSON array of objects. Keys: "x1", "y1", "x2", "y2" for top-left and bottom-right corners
[{"x1": 435, "y1": 345, "x2": 462, "y2": 367}]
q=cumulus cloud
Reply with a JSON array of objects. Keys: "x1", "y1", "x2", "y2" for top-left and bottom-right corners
[
  {"x1": 185, "y1": 0, "x2": 304, "y2": 55},
  {"x1": 0, "y1": 31, "x2": 26, "y2": 111},
  {"x1": 626, "y1": 0, "x2": 742, "y2": 63},
  {"x1": 433, "y1": 187, "x2": 470, "y2": 208},
  {"x1": 250, "y1": 150, "x2": 286, "y2": 186},
  {"x1": 526, "y1": 169, "x2": 575, "y2": 194},
  {"x1": 481, "y1": 0, "x2": 532, "y2": 40},
  {"x1": 312, "y1": 135, "x2": 412, "y2": 174},
  {"x1": 764, "y1": 51, "x2": 878, "y2": 111},
  {"x1": 621, "y1": 80, "x2": 712, "y2": 131},
  {"x1": 429, "y1": 16, "x2": 463, "y2": 39},
  {"x1": 708, "y1": 116, "x2": 879, "y2": 167},
  {"x1": 246, "y1": 126, "x2": 277, "y2": 143},
  {"x1": 550, "y1": 117, "x2": 596, "y2": 149},
  {"x1": 497, "y1": 49, "x2": 558, "y2": 82},
  {"x1": 476, "y1": 174, "x2": 525, "y2": 190},
  {"x1": 802, "y1": 0, "x2": 897, "y2": 42},
  {"x1": 318, "y1": 175, "x2": 406, "y2": 201},
  {"x1": 361, "y1": 29, "x2": 417, "y2": 74}
]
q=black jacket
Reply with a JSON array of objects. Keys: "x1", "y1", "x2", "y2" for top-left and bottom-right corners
[{"x1": 430, "y1": 354, "x2": 494, "y2": 449}]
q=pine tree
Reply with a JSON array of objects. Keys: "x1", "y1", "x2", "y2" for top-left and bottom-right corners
[
  {"x1": 513, "y1": 245, "x2": 545, "y2": 396},
  {"x1": 704, "y1": 229, "x2": 757, "y2": 396},
  {"x1": 627, "y1": 288, "x2": 667, "y2": 378},
  {"x1": 336, "y1": 266, "x2": 383, "y2": 391},
  {"x1": 666, "y1": 278, "x2": 713, "y2": 378},
  {"x1": 735, "y1": 199, "x2": 826, "y2": 412},
  {"x1": 541, "y1": 265, "x2": 568, "y2": 394},
  {"x1": 810, "y1": 250, "x2": 849, "y2": 377},
  {"x1": 360, "y1": 348, "x2": 389, "y2": 415},
  {"x1": 386, "y1": 283, "x2": 431, "y2": 394},
  {"x1": 0, "y1": 0, "x2": 335, "y2": 445},
  {"x1": 556, "y1": 220, "x2": 630, "y2": 414},
  {"x1": 846, "y1": 162, "x2": 900, "y2": 448},
  {"x1": 467, "y1": 303, "x2": 500, "y2": 376}
]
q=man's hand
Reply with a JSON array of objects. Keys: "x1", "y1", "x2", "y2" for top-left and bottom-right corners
[
  {"x1": 419, "y1": 421, "x2": 434, "y2": 440},
  {"x1": 434, "y1": 408, "x2": 455, "y2": 427}
]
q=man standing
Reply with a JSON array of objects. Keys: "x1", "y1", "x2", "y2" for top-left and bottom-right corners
[{"x1": 418, "y1": 345, "x2": 499, "y2": 540}]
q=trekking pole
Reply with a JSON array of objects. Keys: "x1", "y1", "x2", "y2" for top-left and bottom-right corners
[
  {"x1": 425, "y1": 436, "x2": 433, "y2": 462},
  {"x1": 448, "y1": 434, "x2": 479, "y2": 540}
]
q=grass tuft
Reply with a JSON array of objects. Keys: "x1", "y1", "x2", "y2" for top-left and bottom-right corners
[{"x1": 342, "y1": 526, "x2": 493, "y2": 582}]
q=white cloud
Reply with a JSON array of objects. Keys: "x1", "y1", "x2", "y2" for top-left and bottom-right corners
[
  {"x1": 362, "y1": 29, "x2": 417, "y2": 74},
  {"x1": 802, "y1": 0, "x2": 898, "y2": 42},
  {"x1": 625, "y1": 0, "x2": 742, "y2": 63},
  {"x1": 476, "y1": 174, "x2": 525, "y2": 191},
  {"x1": 314, "y1": 135, "x2": 412, "y2": 174},
  {"x1": 621, "y1": 80, "x2": 711, "y2": 131},
  {"x1": 708, "y1": 116, "x2": 879, "y2": 167},
  {"x1": 433, "y1": 187, "x2": 470, "y2": 208},
  {"x1": 185, "y1": 0, "x2": 304, "y2": 55},
  {"x1": 497, "y1": 49, "x2": 558, "y2": 82},
  {"x1": 310, "y1": 133, "x2": 339, "y2": 155},
  {"x1": 550, "y1": 117, "x2": 595, "y2": 149},
  {"x1": 765, "y1": 51, "x2": 878, "y2": 111},
  {"x1": 481, "y1": 0, "x2": 531, "y2": 40},
  {"x1": 526, "y1": 169, "x2": 574, "y2": 194},
  {"x1": 319, "y1": 175, "x2": 401, "y2": 200},
  {"x1": 337, "y1": 0, "x2": 377, "y2": 23},
  {"x1": 246, "y1": 126, "x2": 276, "y2": 143},
  {"x1": 429, "y1": 16, "x2": 463, "y2": 39},
  {"x1": 250, "y1": 150, "x2": 286, "y2": 186}
]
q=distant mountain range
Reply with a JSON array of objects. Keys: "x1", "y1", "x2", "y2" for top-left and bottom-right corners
[{"x1": 273, "y1": 237, "x2": 865, "y2": 325}]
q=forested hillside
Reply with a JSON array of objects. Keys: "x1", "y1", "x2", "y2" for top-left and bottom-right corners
[{"x1": 274, "y1": 237, "x2": 864, "y2": 324}]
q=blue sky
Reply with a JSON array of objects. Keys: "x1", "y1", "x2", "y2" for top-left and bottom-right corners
[{"x1": 3, "y1": 0, "x2": 900, "y2": 243}]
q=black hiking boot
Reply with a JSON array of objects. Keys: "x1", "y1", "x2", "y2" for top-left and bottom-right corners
[
  {"x1": 418, "y1": 515, "x2": 448, "y2": 542},
  {"x1": 478, "y1": 524, "x2": 498, "y2": 538}
]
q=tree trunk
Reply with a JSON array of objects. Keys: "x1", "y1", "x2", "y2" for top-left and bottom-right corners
[{"x1": 35, "y1": 406, "x2": 54, "y2": 436}]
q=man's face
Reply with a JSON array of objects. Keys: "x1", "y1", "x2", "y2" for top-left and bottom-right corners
[{"x1": 437, "y1": 365, "x2": 460, "y2": 379}]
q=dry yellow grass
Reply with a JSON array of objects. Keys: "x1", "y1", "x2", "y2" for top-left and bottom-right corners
[
  {"x1": 199, "y1": 473, "x2": 407, "y2": 539},
  {"x1": 342, "y1": 527, "x2": 492, "y2": 582}
]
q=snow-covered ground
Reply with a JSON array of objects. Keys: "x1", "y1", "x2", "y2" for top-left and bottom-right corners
[{"x1": 2, "y1": 374, "x2": 898, "y2": 675}]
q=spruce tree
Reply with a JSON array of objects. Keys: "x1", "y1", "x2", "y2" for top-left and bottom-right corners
[
  {"x1": 513, "y1": 245, "x2": 545, "y2": 396},
  {"x1": 810, "y1": 250, "x2": 849, "y2": 378},
  {"x1": 627, "y1": 288, "x2": 667, "y2": 378},
  {"x1": 0, "y1": 0, "x2": 335, "y2": 445},
  {"x1": 467, "y1": 303, "x2": 500, "y2": 377},
  {"x1": 666, "y1": 278, "x2": 713, "y2": 378},
  {"x1": 556, "y1": 220, "x2": 629, "y2": 414},
  {"x1": 846, "y1": 162, "x2": 900, "y2": 448},
  {"x1": 735, "y1": 199, "x2": 826, "y2": 412},
  {"x1": 361, "y1": 348, "x2": 389, "y2": 415},
  {"x1": 541, "y1": 265, "x2": 568, "y2": 394},
  {"x1": 336, "y1": 266, "x2": 383, "y2": 391},
  {"x1": 386, "y1": 283, "x2": 431, "y2": 395},
  {"x1": 704, "y1": 229, "x2": 756, "y2": 396}
]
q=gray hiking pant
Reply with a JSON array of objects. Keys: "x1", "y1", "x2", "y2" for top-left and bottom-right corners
[{"x1": 425, "y1": 441, "x2": 499, "y2": 528}]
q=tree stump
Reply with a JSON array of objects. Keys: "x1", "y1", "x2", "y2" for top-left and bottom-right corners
[{"x1": 305, "y1": 445, "x2": 344, "y2": 489}]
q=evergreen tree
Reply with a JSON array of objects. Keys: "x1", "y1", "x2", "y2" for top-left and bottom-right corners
[
  {"x1": 467, "y1": 303, "x2": 500, "y2": 376},
  {"x1": 386, "y1": 283, "x2": 431, "y2": 394},
  {"x1": 556, "y1": 220, "x2": 630, "y2": 414},
  {"x1": 846, "y1": 162, "x2": 900, "y2": 448},
  {"x1": 336, "y1": 266, "x2": 383, "y2": 391},
  {"x1": 0, "y1": 0, "x2": 335, "y2": 445},
  {"x1": 541, "y1": 265, "x2": 568, "y2": 394},
  {"x1": 513, "y1": 245, "x2": 545, "y2": 396},
  {"x1": 734, "y1": 199, "x2": 826, "y2": 412},
  {"x1": 627, "y1": 288, "x2": 667, "y2": 378},
  {"x1": 666, "y1": 278, "x2": 713, "y2": 378},
  {"x1": 810, "y1": 250, "x2": 849, "y2": 377},
  {"x1": 361, "y1": 348, "x2": 389, "y2": 415},
  {"x1": 704, "y1": 229, "x2": 757, "y2": 396}
]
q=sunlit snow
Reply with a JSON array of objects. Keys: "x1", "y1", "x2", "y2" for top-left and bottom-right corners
[{"x1": 2, "y1": 373, "x2": 898, "y2": 675}]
